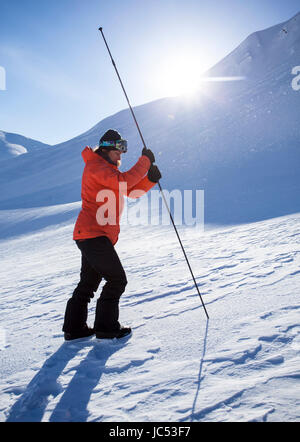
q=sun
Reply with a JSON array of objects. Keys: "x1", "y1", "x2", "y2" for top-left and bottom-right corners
[{"x1": 158, "y1": 53, "x2": 206, "y2": 97}]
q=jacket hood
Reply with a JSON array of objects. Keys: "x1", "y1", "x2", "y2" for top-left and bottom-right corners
[{"x1": 81, "y1": 146, "x2": 99, "y2": 164}]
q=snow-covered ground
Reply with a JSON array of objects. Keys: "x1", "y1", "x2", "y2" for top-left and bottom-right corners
[
  {"x1": 0, "y1": 206, "x2": 299, "y2": 422},
  {"x1": 1, "y1": 11, "x2": 299, "y2": 424}
]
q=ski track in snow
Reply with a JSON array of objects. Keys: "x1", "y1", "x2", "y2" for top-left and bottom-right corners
[{"x1": 0, "y1": 211, "x2": 299, "y2": 421}]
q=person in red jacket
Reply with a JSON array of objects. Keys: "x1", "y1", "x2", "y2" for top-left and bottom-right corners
[{"x1": 63, "y1": 129, "x2": 161, "y2": 341}]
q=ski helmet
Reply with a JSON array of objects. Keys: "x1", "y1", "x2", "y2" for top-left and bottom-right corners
[{"x1": 99, "y1": 129, "x2": 127, "y2": 153}]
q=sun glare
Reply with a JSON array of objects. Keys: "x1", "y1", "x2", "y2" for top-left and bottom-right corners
[
  {"x1": 159, "y1": 54, "x2": 206, "y2": 97},
  {"x1": 155, "y1": 53, "x2": 246, "y2": 99}
]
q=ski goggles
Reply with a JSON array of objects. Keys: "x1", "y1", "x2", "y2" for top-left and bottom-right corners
[{"x1": 99, "y1": 139, "x2": 128, "y2": 153}]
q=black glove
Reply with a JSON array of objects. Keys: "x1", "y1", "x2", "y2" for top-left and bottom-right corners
[
  {"x1": 142, "y1": 147, "x2": 155, "y2": 164},
  {"x1": 147, "y1": 164, "x2": 162, "y2": 183}
]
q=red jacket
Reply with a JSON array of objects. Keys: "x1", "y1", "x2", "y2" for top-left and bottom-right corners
[{"x1": 73, "y1": 147, "x2": 154, "y2": 244}]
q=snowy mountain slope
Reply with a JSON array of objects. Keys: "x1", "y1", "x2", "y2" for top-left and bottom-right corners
[
  {"x1": 207, "y1": 12, "x2": 300, "y2": 79},
  {"x1": 0, "y1": 12, "x2": 299, "y2": 225},
  {"x1": 0, "y1": 201, "x2": 80, "y2": 239},
  {"x1": 0, "y1": 130, "x2": 51, "y2": 162},
  {"x1": 0, "y1": 210, "x2": 299, "y2": 422}
]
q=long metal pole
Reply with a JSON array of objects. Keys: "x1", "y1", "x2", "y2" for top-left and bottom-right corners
[{"x1": 98, "y1": 27, "x2": 209, "y2": 319}]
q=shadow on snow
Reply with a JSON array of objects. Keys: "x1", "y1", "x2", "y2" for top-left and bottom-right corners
[{"x1": 6, "y1": 336, "x2": 131, "y2": 422}]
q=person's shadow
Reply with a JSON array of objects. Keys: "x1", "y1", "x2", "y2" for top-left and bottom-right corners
[{"x1": 6, "y1": 336, "x2": 130, "y2": 422}]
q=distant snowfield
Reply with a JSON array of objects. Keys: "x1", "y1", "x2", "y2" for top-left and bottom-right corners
[{"x1": 0, "y1": 205, "x2": 299, "y2": 422}]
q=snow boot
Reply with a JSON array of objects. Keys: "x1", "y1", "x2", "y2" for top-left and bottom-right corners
[
  {"x1": 95, "y1": 326, "x2": 131, "y2": 340},
  {"x1": 64, "y1": 325, "x2": 95, "y2": 341}
]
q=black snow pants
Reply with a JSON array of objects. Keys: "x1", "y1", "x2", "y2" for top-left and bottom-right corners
[{"x1": 62, "y1": 236, "x2": 127, "y2": 333}]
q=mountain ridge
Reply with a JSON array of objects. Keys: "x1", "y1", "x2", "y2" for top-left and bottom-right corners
[{"x1": 1, "y1": 12, "x2": 299, "y2": 225}]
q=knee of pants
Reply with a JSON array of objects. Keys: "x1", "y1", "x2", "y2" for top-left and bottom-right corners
[
  {"x1": 72, "y1": 289, "x2": 94, "y2": 303},
  {"x1": 104, "y1": 276, "x2": 127, "y2": 297},
  {"x1": 120, "y1": 275, "x2": 128, "y2": 292},
  {"x1": 112, "y1": 271, "x2": 127, "y2": 290},
  {"x1": 113, "y1": 276, "x2": 127, "y2": 292},
  {"x1": 120, "y1": 279, "x2": 127, "y2": 295}
]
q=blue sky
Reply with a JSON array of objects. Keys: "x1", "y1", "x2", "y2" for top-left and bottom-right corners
[{"x1": 0, "y1": 0, "x2": 299, "y2": 145}]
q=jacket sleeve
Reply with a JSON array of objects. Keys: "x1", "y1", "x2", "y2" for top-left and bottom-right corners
[
  {"x1": 90, "y1": 155, "x2": 151, "y2": 190},
  {"x1": 126, "y1": 175, "x2": 156, "y2": 199}
]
